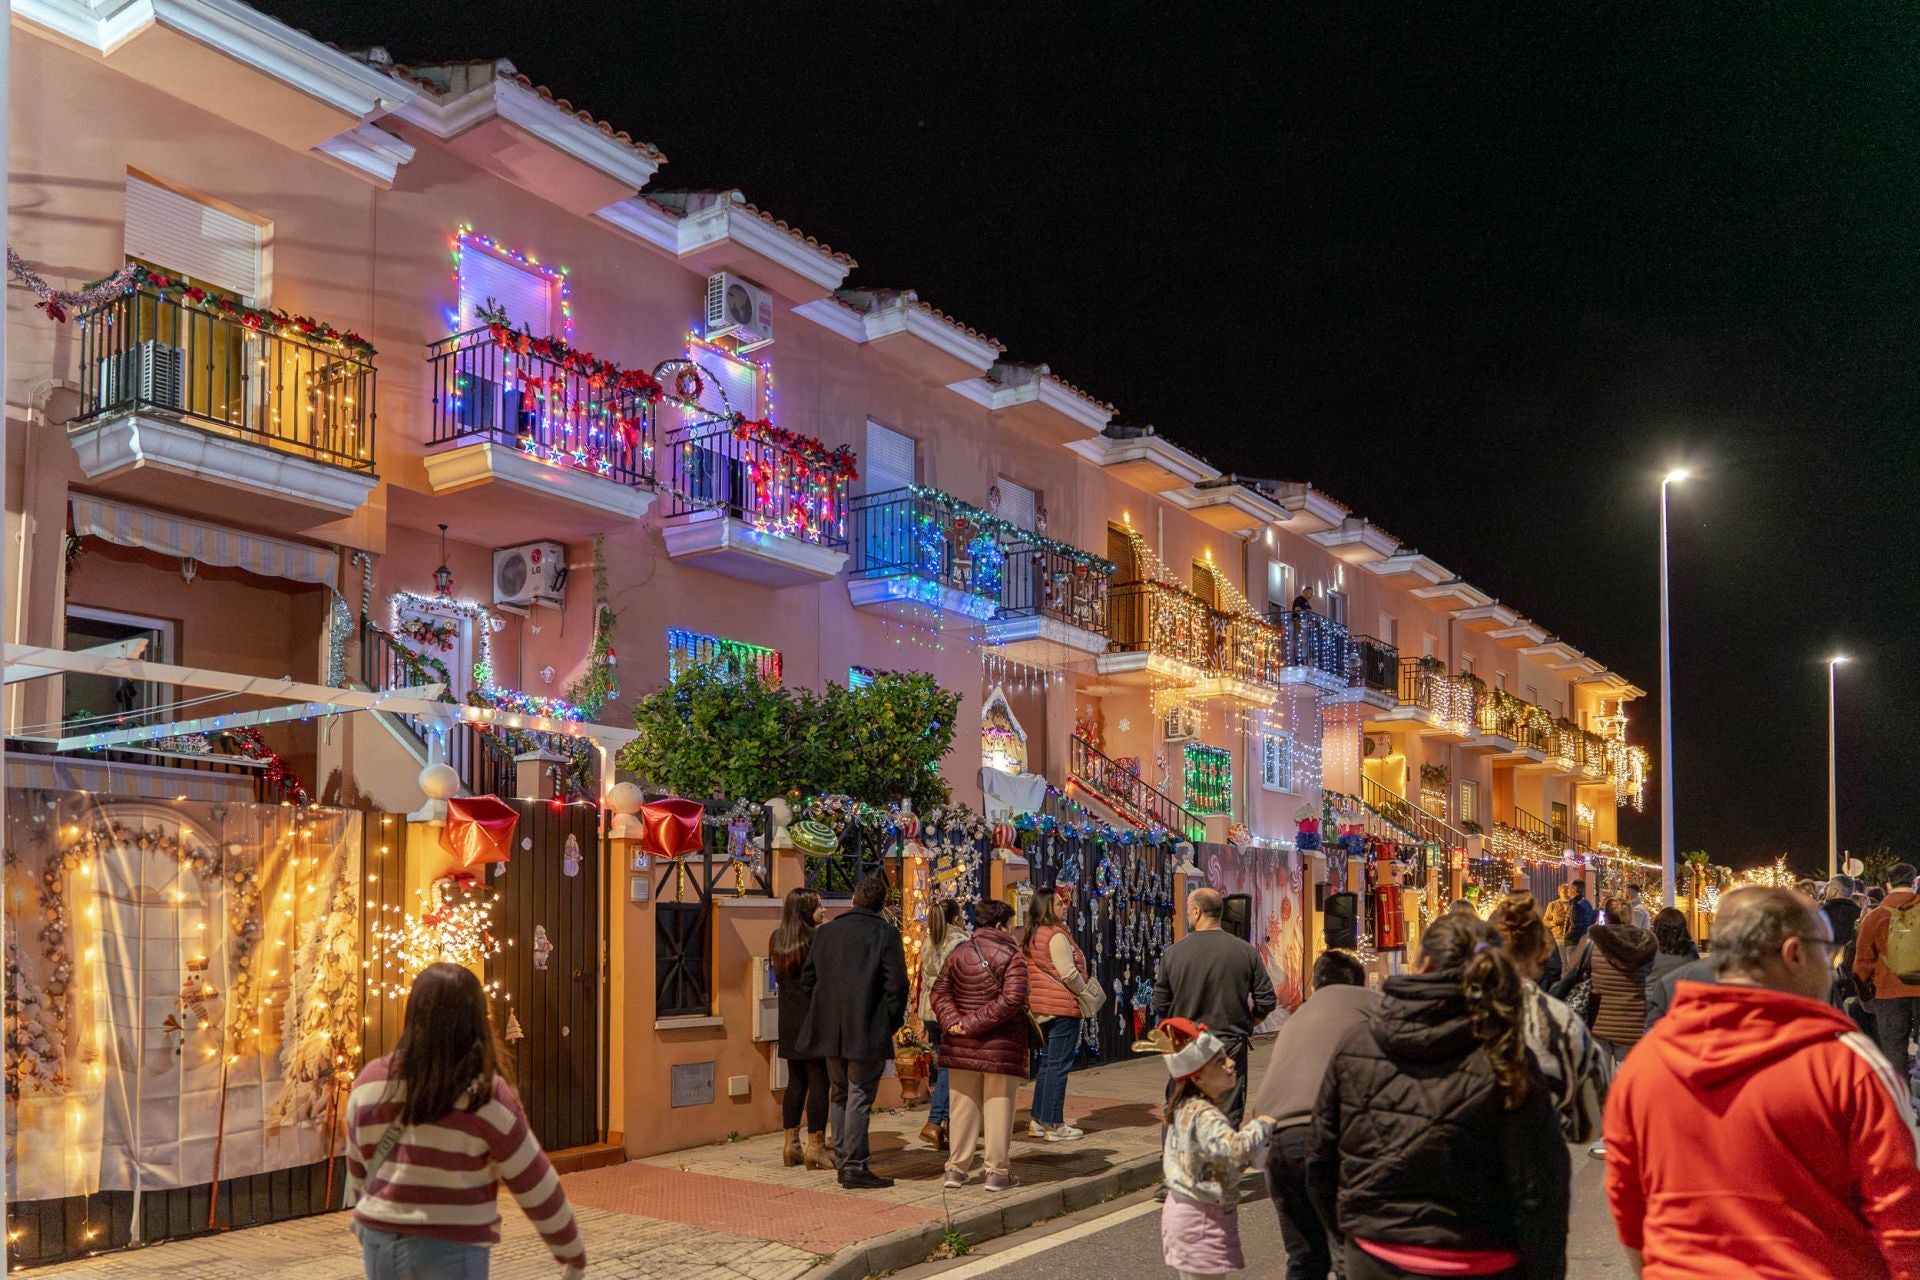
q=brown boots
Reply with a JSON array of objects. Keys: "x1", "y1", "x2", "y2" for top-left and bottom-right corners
[
  {"x1": 781, "y1": 1128, "x2": 803, "y2": 1167},
  {"x1": 919, "y1": 1122, "x2": 949, "y2": 1151},
  {"x1": 803, "y1": 1131, "x2": 832, "y2": 1170}
]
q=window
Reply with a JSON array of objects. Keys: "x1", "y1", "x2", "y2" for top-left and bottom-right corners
[
  {"x1": 666, "y1": 628, "x2": 782, "y2": 685},
  {"x1": 1553, "y1": 697, "x2": 1565, "y2": 718},
  {"x1": 1108, "y1": 524, "x2": 1139, "y2": 580},
  {"x1": 848, "y1": 665, "x2": 878, "y2": 690},
  {"x1": 863, "y1": 420, "x2": 916, "y2": 493},
  {"x1": 1268, "y1": 561, "x2": 1295, "y2": 607},
  {"x1": 996, "y1": 478, "x2": 1036, "y2": 532},
  {"x1": 1457, "y1": 779, "x2": 1479, "y2": 826},
  {"x1": 457, "y1": 240, "x2": 552, "y2": 334},
  {"x1": 1550, "y1": 802, "x2": 1570, "y2": 842},
  {"x1": 1494, "y1": 671, "x2": 1507, "y2": 692},
  {"x1": 1422, "y1": 634, "x2": 1436, "y2": 658},
  {"x1": 1325, "y1": 590, "x2": 1347, "y2": 626},
  {"x1": 1379, "y1": 614, "x2": 1397, "y2": 645},
  {"x1": 1525, "y1": 684, "x2": 1539, "y2": 705},
  {"x1": 125, "y1": 174, "x2": 262, "y2": 301},
  {"x1": 1261, "y1": 733, "x2": 1294, "y2": 792},
  {"x1": 1191, "y1": 562, "x2": 1219, "y2": 608},
  {"x1": 692, "y1": 348, "x2": 761, "y2": 420},
  {"x1": 64, "y1": 606, "x2": 173, "y2": 724},
  {"x1": 655, "y1": 902, "x2": 712, "y2": 1017},
  {"x1": 1461, "y1": 654, "x2": 1476, "y2": 677}
]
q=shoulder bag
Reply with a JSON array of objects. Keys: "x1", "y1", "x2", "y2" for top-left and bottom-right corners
[
  {"x1": 1053, "y1": 933, "x2": 1107, "y2": 1020},
  {"x1": 970, "y1": 938, "x2": 1047, "y2": 1051}
]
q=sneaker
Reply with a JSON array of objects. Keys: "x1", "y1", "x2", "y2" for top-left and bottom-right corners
[
  {"x1": 1588, "y1": 1140, "x2": 1607, "y2": 1158},
  {"x1": 942, "y1": 1166, "x2": 968, "y2": 1189},
  {"x1": 1043, "y1": 1124, "x2": 1085, "y2": 1142},
  {"x1": 984, "y1": 1171, "x2": 1016, "y2": 1193},
  {"x1": 1027, "y1": 1121, "x2": 1049, "y2": 1138}
]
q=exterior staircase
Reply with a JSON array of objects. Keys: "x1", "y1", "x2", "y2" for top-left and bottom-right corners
[
  {"x1": 1326, "y1": 775, "x2": 1471, "y2": 849},
  {"x1": 1067, "y1": 735, "x2": 1207, "y2": 842},
  {"x1": 359, "y1": 621, "x2": 517, "y2": 797}
]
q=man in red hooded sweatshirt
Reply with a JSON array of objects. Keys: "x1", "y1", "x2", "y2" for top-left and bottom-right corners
[{"x1": 1605, "y1": 886, "x2": 1920, "y2": 1278}]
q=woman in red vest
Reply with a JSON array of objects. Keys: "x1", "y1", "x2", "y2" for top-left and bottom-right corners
[{"x1": 1021, "y1": 886, "x2": 1091, "y2": 1142}]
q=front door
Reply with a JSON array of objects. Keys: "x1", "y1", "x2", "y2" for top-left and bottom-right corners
[{"x1": 489, "y1": 799, "x2": 602, "y2": 1151}]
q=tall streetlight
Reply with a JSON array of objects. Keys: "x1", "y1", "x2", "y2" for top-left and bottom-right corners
[
  {"x1": 1658, "y1": 469, "x2": 1688, "y2": 907},
  {"x1": 1829, "y1": 655, "x2": 1849, "y2": 880}
]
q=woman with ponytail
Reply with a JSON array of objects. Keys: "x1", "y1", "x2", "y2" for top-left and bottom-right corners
[
  {"x1": 1490, "y1": 892, "x2": 1610, "y2": 1143},
  {"x1": 1306, "y1": 913, "x2": 1568, "y2": 1280}
]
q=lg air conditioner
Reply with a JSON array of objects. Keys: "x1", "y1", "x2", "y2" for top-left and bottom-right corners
[
  {"x1": 704, "y1": 272, "x2": 774, "y2": 353},
  {"x1": 493, "y1": 541, "x2": 567, "y2": 609}
]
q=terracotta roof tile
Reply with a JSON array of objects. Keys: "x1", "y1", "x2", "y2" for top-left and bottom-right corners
[
  {"x1": 384, "y1": 59, "x2": 666, "y2": 164},
  {"x1": 834, "y1": 289, "x2": 1005, "y2": 352},
  {"x1": 646, "y1": 191, "x2": 856, "y2": 268},
  {"x1": 507, "y1": 73, "x2": 666, "y2": 162}
]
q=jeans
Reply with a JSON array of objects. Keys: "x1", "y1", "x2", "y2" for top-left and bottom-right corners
[
  {"x1": 825, "y1": 1056, "x2": 886, "y2": 1174},
  {"x1": 1875, "y1": 996, "x2": 1920, "y2": 1091},
  {"x1": 359, "y1": 1225, "x2": 489, "y2": 1279},
  {"x1": 1031, "y1": 1015, "x2": 1081, "y2": 1127},
  {"x1": 927, "y1": 1022, "x2": 950, "y2": 1124},
  {"x1": 1266, "y1": 1123, "x2": 1338, "y2": 1280},
  {"x1": 782, "y1": 1057, "x2": 829, "y2": 1132}
]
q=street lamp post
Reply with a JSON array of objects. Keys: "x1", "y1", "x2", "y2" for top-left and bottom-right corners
[
  {"x1": 1658, "y1": 469, "x2": 1687, "y2": 907},
  {"x1": 1829, "y1": 655, "x2": 1849, "y2": 881}
]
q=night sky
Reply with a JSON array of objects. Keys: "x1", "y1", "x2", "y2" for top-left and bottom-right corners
[{"x1": 261, "y1": 0, "x2": 1919, "y2": 872}]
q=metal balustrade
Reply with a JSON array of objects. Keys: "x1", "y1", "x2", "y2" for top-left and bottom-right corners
[
  {"x1": 999, "y1": 539, "x2": 1111, "y2": 633},
  {"x1": 1107, "y1": 580, "x2": 1215, "y2": 669},
  {"x1": 662, "y1": 418, "x2": 849, "y2": 549}
]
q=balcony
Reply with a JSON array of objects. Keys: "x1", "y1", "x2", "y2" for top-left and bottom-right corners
[
  {"x1": 1364, "y1": 658, "x2": 1481, "y2": 738},
  {"x1": 1270, "y1": 608, "x2": 1359, "y2": 695},
  {"x1": 1193, "y1": 612, "x2": 1280, "y2": 706},
  {"x1": 847, "y1": 487, "x2": 1001, "y2": 627},
  {"x1": 1333, "y1": 633, "x2": 1401, "y2": 708},
  {"x1": 414, "y1": 327, "x2": 658, "y2": 542},
  {"x1": 1465, "y1": 688, "x2": 1554, "y2": 759},
  {"x1": 1096, "y1": 580, "x2": 1215, "y2": 685},
  {"x1": 983, "y1": 538, "x2": 1113, "y2": 662},
  {"x1": 68, "y1": 284, "x2": 378, "y2": 527},
  {"x1": 660, "y1": 418, "x2": 851, "y2": 587}
]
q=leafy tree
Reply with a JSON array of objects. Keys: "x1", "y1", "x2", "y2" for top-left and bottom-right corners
[{"x1": 620, "y1": 666, "x2": 796, "y2": 801}]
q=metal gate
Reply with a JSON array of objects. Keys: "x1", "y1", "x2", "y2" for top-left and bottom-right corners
[{"x1": 487, "y1": 799, "x2": 602, "y2": 1152}]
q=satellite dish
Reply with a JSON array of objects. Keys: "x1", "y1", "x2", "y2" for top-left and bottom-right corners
[{"x1": 1845, "y1": 857, "x2": 1865, "y2": 878}]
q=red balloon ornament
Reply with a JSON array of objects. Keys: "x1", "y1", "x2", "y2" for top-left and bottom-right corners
[{"x1": 440, "y1": 795, "x2": 519, "y2": 869}]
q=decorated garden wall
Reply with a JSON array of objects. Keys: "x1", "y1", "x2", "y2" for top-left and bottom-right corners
[{"x1": 4, "y1": 790, "x2": 366, "y2": 1264}]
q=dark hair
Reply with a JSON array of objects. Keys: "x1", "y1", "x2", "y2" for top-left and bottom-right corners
[
  {"x1": 1711, "y1": 887, "x2": 1820, "y2": 976},
  {"x1": 1870, "y1": 886, "x2": 1887, "y2": 905},
  {"x1": 388, "y1": 963, "x2": 509, "y2": 1127},
  {"x1": 1312, "y1": 950, "x2": 1365, "y2": 989},
  {"x1": 1489, "y1": 892, "x2": 1549, "y2": 966},
  {"x1": 1018, "y1": 886, "x2": 1062, "y2": 951},
  {"x1": 1601, "y1": 896, "x2": 1631, "y2": 923},
  {"x1": 1890, "y1": 863, "x2": 1917, "y2": 889},
  {"x1": 1416, "y1": 913, "x2": 1529, "y2": 1109},
  {"x1": 771, "y1": 888, "x2": 820, "y2": 983},
  {"x1": 1572, "y1": 880, "x2": 1587, "y2": 894},
  {"x1": 1652, "y1": 908, "x2": 1697, "y2": 958},
  {"x1": 973, "y1": 898, "x2": 1014, "y2": 929},
  {"x1": 852, "y1": 873, "x2": 890, "y2": 911}
]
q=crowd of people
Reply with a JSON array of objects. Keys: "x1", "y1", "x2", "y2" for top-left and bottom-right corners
[{"x1": 328, "y1": 862, "x2": 1920, "y2": 1280}]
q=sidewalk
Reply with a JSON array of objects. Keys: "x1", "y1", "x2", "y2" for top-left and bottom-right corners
[{"x1": 34, "y1": 1056, "x2": 1171, "y2": 1279}]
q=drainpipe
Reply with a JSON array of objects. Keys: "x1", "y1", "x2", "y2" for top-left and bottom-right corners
[{"x1": 3, "y1": 6, "x2": 14, "y2": 1265}]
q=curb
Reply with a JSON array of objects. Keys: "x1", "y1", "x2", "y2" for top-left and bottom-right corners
[{"x1": 811, "y1": 1152, "x2": 1163, "y2": 1280}]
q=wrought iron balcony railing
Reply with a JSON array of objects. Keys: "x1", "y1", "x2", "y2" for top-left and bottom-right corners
[
  {"x1": 1107, "y1": 580, "x2": 1216, "y2": 670},
  {"x1": 427, "y1": 327, "x2": 655, "y2": 487},
  {"x1": 1213, "y1": 611, "x2": 1284, "y2": 686},
  {"x1": 662, "y1": 419, "x2": 849, "y2": 549},
  {"x1": 848, "y1": 487, "x2": 1006, "y2": 602},
  {"x1": 1350, "y1": 634, "x2": 1400, "y2": 693},
  {"x1": 1273, "y1": 607, "x2": 1356, "y2": 681},
  {"x1": 999, "y1": 538, "x2": 1111, "y2": 633},
  {"x1": 1069, "y1": 735, "x2": 1207, "y2": 842},
  {"x1": 76, "y1": 285, "x2": 375, "y2": 470},
  {"x1": 1396, "y1": 659, "x2": 1482, "y2": 736}
]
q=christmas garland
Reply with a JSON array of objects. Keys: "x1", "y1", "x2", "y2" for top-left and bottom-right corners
[
  {"x1": 228, "y1": 727, "x2": 312, "y2": 806},
  {"x1": 8, "y1": 251, "x2": 380, "y2": 359},
  {"x1": 485, "y1": 320, "x2": 703, "y2": 405},
  {"x1": 562, "y1": 537, "x2": 620, "y2": 716},
  {"x1": 397, "y1": 616, "x2": 459, "y2": 653},
  {"x1": 730, "y1": 418, "x2": 859, "y2": 482},
  {"x1": 911, "y1": 485, "x2": 1114, "y2": 574}
]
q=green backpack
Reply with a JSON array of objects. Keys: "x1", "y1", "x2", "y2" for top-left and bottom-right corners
[{"x1": 1886, "y1": 900, "x2": 1920, "y2": 984}]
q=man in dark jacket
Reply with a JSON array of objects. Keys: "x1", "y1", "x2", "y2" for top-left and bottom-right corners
[
  {"x1": 1252, "y1": 950, "x2": 1379, "y2": 1280},
  {"x1": 1567, "y1": 880, "x2": 1597, "y2": 947},
  {"x1": 795, "y1": 874, "x2": 909, "y2": 1189},
  {"x1": 1152, "y1": 886, "x2": 1277, "y2": 1124}
]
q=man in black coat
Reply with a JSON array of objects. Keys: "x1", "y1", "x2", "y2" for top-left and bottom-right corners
[
  {"x1": 795, "y1": 873, "x2": 909, "y2": 1188},
  {"x1": 1152, "y1": 886, "x2": 1277, "y2": 1124}
]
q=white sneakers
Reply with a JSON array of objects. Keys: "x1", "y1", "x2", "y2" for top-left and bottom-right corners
[{"x1": 1029, "y1": 1122, "x2": 1085, "y2": 1142}]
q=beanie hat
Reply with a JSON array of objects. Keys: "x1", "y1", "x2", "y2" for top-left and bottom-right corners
[{"x1": 1132, "y1": 1017, "x2": 1224, "y2": 1080}]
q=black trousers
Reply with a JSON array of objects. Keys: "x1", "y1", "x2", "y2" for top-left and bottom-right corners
[
  {"x1": 781, "y1": 1057, "x2": 829, "y2": 1131},
  {"x1": 1343, "y1": 1243, "x2": 1519, "y2": 1280},
  {"x1": 1266, "y1": 1124, "x2": 1336, "y2": 1280}
]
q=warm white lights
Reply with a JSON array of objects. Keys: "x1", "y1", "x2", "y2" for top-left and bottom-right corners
[{"x1": 1663, "y1": 468, "x2": 1690, "y2": 484}]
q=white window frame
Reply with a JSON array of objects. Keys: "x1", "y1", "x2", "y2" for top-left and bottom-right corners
[
  {"x1": 1261, "y1": 732, "x2": 1294, "y2": 793},
  {"x1": 124, "y1": 173, "x2": 264, "y2": 302},
  {"x1": 64, "y1": 604, "x2": 178, "y2": 725},
  {"x1": 1457, "y1": 778, "x2": 1479, "y2": 826},
  {"x1": 1379, "y1": 614, "x2": 1397, "y2": 645},
  {"x1": 1494, "y1": 671, "x2": 1507, "y2": 691},
  {"x1": 1461, "y1": 654, "x2": 1476, "y2": 677},
  {"x1": 1325, "y1": 590, "x2": 1347, "y2": 626}
]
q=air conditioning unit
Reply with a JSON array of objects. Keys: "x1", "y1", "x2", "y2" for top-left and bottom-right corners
[
  {"x1": 1363, "y1": 734, "x2": 1387, "y2": 758},
  {"x1": 1161, "y1": 706, "x2": 1198, "y2": 742},
  {"x1": 493, "y1": 541, "x2": 567, "y2": 609},
  {"x1": 704, "y1": 272, "x2": 774, "y2": 353},
  {"x1": 98, "y1": 341, "x2": 185, "y2": 411}
]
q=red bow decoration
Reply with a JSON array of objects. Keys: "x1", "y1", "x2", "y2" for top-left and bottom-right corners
[
  {"x1": 440, "y1": 795, "x2": 519, "y2": 869},
  {"x1": 640, "y1": 798, "x2": 706, "y2": 860}
]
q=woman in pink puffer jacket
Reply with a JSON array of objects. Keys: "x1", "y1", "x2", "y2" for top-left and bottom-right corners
[{"x1": 932, "y1": 899, "x2": 1031, "y2": 1192}]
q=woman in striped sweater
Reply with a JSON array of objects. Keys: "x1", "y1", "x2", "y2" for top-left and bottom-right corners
[{"x1": 346, "y1": 963, "x2": 585, "y2": 1278}]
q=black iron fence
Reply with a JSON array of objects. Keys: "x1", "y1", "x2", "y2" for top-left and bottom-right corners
[
  {"x1": 848, "y1": 487, "x2": 1009, "y2": 606},
  {"x1": 426, "y1": 327, "x2": 653, "y2": 487},
  {"x1": 999, "y1": 540, "x2": 1110, "y2": 633},
  {"x1": 360, "y1": 622, "x2": 516, "y2": 799},
  {"x1": 1350, "y1": 634, "x2": 1400, "y2": 693},
  {"x1": 1274, "y1": 607, "x2": 1355, "y2": 680},
  {"x1": 1107, "y1": 580, "x2": 1215, "y2": 669},
  {"x1": 76, "y1": 285, "x2": 375, "y2": 470}
]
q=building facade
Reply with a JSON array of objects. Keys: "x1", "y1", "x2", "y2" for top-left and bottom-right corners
[{"x1": 3, "y1": 0, "x2": 1649, "y2": 1244}]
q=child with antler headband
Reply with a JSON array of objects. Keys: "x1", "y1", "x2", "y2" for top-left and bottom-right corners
[{"x1": 1139, "y1": 1018, "x2": 1276, "y2": 1278}]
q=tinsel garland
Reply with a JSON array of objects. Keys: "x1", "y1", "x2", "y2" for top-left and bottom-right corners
[
  {"x1": 910, "y1": 485, "x2": 1114, "y2": 573},
  {"x1": 562, "y1": 535, "x2": 619, "y2": 715},
  {"x1": 325, "y1": 591, "x2": 353, "y2": 689},
  {"x1": 228, "y1": 727, "x2": 312, "y2": 806},
  {"x1": 6, "y1": 248, "x2": 141, "y2": 323}
]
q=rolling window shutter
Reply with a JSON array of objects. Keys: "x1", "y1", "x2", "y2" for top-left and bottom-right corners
[
  {"x1": 458, "y1": 248, "x2": 552, "y2": 334},
  {"x1": 694, "y1": 353, "x2": 760, "y2": 420},
  {"x1": 864, "y1": 421, "x2": 915, "y2": 493},
  {"x1": 998, "y1": 479, "x2": 1036, "y2": 531},
  {"x1": 1107, "y1": 525, "x2": 1134, "y2": 578},
  {"x1": 124, "y1": 176, "x2": 261, "y2": 300}
]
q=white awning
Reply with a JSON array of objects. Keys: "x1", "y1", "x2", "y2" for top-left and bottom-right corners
[
  {"x1": 5, "y1": 752, "x2": 258, "y2": 803},
  {"x1": 69, "y1": 496, "x2": 339, "y2": 589}
]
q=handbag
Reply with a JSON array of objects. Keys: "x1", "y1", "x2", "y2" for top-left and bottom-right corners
[
  {"x1": 1064, "y1": 968, "x2": 1107, "y2": 1020},
  {"x1": 1562, "y1": 944, "x2": 1597, "y2": 1027}
]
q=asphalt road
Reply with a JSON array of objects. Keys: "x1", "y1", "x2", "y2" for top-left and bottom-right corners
[{"x1": 895, "y1": 1145, "x2": 1633, "y2": 1279}]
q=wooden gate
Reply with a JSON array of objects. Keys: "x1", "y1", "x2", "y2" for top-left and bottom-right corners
[{"x1": 489, "y1": 799, "x2": 602, "y2": 1152}]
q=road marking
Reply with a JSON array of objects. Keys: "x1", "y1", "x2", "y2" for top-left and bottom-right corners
[{"x1": 931, "y1": 1198, "x2": 1161, "y2": 1276}]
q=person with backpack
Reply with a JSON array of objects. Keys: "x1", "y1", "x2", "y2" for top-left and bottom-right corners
[{"x1": 1853, "y1": 861, "x2": 1920, "y2": 1092}]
